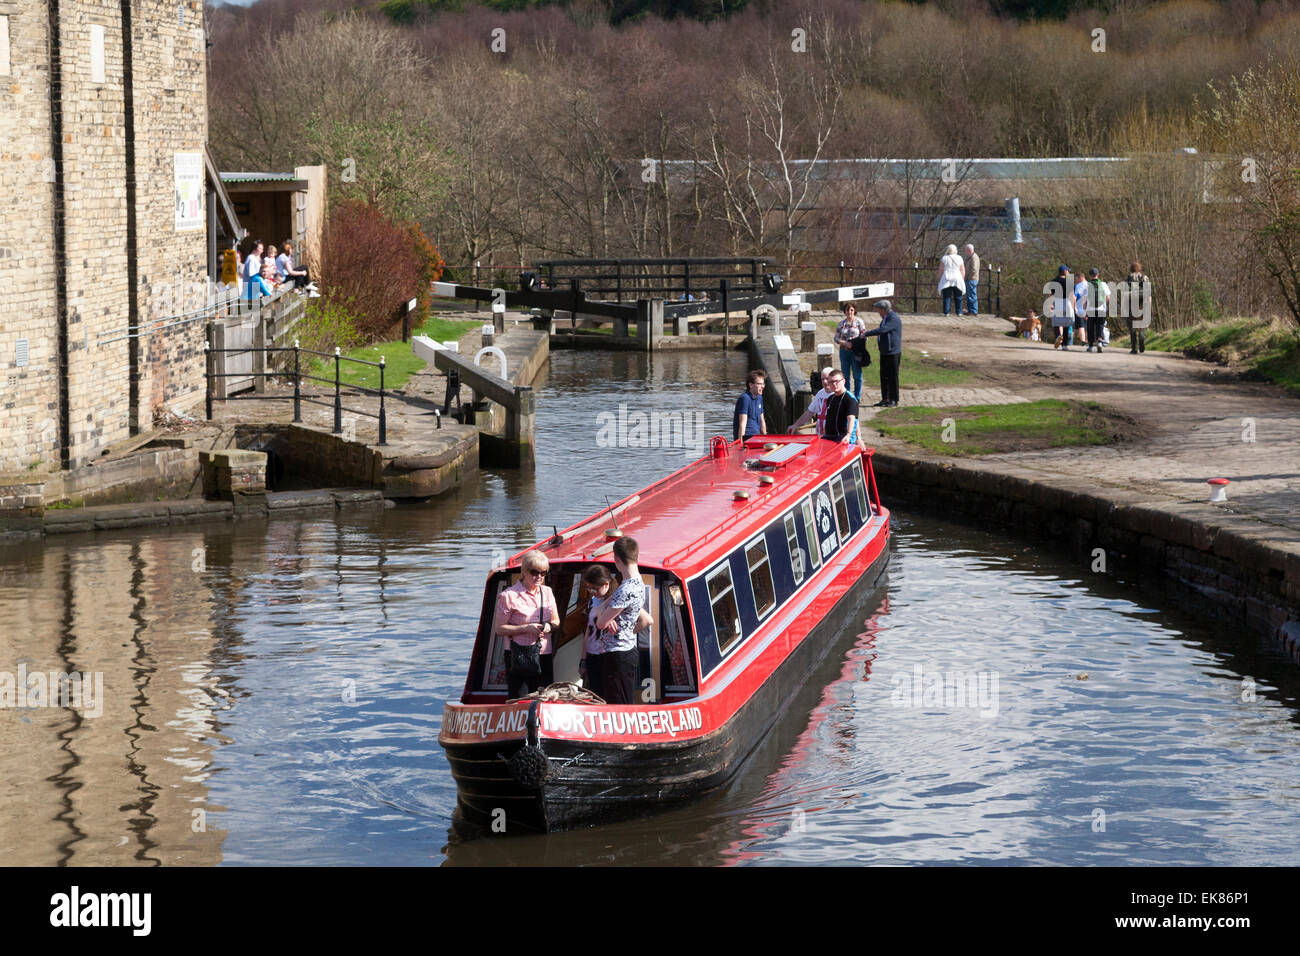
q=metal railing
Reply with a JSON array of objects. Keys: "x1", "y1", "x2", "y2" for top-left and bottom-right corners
[
  {"x1": 203, "y1": 339, "x2": 393, "y2": 445},
  {"x1": 438, "y1": 258, "x2": 1002, "y2": 316}
]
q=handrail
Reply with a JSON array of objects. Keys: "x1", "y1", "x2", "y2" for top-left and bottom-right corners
[{"x1": 204, "y1": 336, "x2": 395, "y2": 444}]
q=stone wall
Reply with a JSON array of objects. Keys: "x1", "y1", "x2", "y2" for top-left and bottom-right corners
[
  {"x1": 0, "y1": 0, "x2": 208, "y2": 479},
  {"x1": 873, "y1": 453, "x2": 1300, "y2": 662}
]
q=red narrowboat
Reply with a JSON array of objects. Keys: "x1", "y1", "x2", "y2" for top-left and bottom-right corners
[{"x1": 438, "y1": 433, "x2": 891, "y2": 833}]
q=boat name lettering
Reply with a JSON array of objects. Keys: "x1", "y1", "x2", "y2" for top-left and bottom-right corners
[
  {"x1": 542, "y1": 706, "x2": 703, "y2": 739},
  {"x1": 443, "y1": 707, "x2": 531, "y2": 739}
]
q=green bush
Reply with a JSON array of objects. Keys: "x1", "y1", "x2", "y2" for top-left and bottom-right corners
[{"x1": 296, "y1": 299, "x2": 364, "y2": 356}]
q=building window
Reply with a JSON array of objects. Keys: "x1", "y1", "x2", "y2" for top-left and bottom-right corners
[
  {"x1": 707, "y1": 563, "x2": 741, "y2": 655},
  {"x1": 746, "y1": 536, "x2": 776, "y2": 620},
  {"x1": 832, "y1": 475, "x2": 851, "y2": 543},
  {"x1": 785, "y1": 513, "x2": 804, "y2": 585}
]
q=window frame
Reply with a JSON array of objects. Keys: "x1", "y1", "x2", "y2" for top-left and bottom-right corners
[
  {"x1": 706, "y1": 561, "x2": 743, "y2": 655},
  {"x1": 800, "y1": 498, "x2": 822, "y2": 570},
  {"x1": 745, "y1": 534, "x2": 777, "y2": 621},
  {"x1": 852, "y1": 458, "x2": 871, "y2": 519},
  {"x1": 784, "y1": 512, "x2": 805, "y2": 585},
  {"x1": 831, "y1": 474, "x2": 851, "y2": 544}
]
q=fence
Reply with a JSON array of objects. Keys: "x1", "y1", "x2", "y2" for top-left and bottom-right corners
[
  {"x1": 441, "y1": 259, "x2": 1000, "y2": 315},
  {"x1": 204, "y1": 338, "x2": 394, "y2": 446}
]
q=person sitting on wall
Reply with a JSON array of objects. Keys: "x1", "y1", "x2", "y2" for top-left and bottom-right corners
[
  {"x1": 261, "y1": 246, "x2": 281, "y2": 291},
  {"x1": 278, "y1": 240, "x2": 313, "y2": 291},
  {"x1": 241, "y1": 239, "x2": 268, "y2": 300}
]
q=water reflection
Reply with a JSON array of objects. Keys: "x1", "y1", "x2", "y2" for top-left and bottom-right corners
[{"x1": 2, "y1": 348, "x2": 1299, "y2": 866}]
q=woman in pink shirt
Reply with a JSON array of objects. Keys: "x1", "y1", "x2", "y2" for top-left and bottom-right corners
[{"x1": 494, "y1": 549, "x2": 561, "y2": 699}]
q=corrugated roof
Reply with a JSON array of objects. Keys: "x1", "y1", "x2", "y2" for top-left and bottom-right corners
[{"x1": 219, "y1": 172, "x2": 300, "y2": 183}]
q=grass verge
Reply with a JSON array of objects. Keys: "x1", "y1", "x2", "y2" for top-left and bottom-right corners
[
  {"x1": 870, "y1": 399, "x2": 1135, "y2": 456},
  {"x1": 1114, "y1": 317, "x2": 1300, "y2": 395},
  {"x1": 308, "y1": 317, "x2": 478, "y2": 390}
]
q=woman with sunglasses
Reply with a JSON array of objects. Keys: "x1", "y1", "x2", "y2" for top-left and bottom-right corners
[{"x1": 493, "y1": 550, "x2": 560, "y2": 699}]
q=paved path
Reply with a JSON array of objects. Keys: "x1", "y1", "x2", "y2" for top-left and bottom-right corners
[{"x1": 806, "y1": 313, "x2": 1300, "y2": 535}]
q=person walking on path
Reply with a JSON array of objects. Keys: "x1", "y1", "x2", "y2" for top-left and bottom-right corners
[
  {"x1": 834, "y1": 304, "x2": 866, "y2": 399},
  {"x1": 1047, "y1": 266, "x2": 1075, "y2": 350},
  {"x1": 962, "y1": 243, "x2": 981, "y2": 315},
  {"x1": 862, "y1": 299, "x2": 903, "y2": 407},
  {"x1": 1072, "y1": 269, "x2": 1090, "y2": 347},
  {"x1": 938, "y1": 244, "x2": 966, "y2": 317},
  {"x1": 1123, "y1": 261, "x2": 1152, "y2": 354},
  {"x1": 733, "y1": 370, "x2": 767, "y2": 441},
  {"x1": 1084, "y1": 267, "x2": 1110, "y2": 353}
]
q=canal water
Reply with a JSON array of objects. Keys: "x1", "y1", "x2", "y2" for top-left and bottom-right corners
[{"x1": 2, "y1": 348, "x2": 1298, "y2": 866}]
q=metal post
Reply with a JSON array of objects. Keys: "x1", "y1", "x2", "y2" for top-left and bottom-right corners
[
  {"x1": 996, "y1": 266, "x2": 1002, "y2": 315},
  {"x1": 721, "y1": 278, "x2": 729, "y2": 349},
  {"x1": 402, "y1": 304, "x2": 409, "y2": 343},
  {"x1": 333, "y1": 347, "x2": 342, "y2": 434},
  {"x1": 204, "y1": 339, "x2": 212, "y2": 421},
  {"x1": 913, "y1": 262, "x2": 919, "y2": 314},
  {"x1": 292, "y1": 339, "x2": 302, "y2": 422},
  {"x1": 378, "y1": 356, "x2": 387, "y2": 446},
  {"x1": 615, "y1": 261, "x2": 622, "y2": 302},
  {"x1": 683, "y1": 261, "x2": 690, "y2": 300},
  {"x1": 570, "y1": 278, "x2": 580, "y2": 333},
  {"x1": 839, "y1": 260, "x2": 845, "y2": 285}
]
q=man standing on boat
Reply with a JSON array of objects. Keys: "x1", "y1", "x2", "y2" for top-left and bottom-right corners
[
  {"x1": 591, "y1": 537, "x2": 644, "y2": 706},
  {"x1": 821, "y1": 371, "x2": 859, "y2": 445},
  {"x1": 733, "y1": 370, "x2": 767, "y2": 441},
  {"x1": 862, "y1": 300, "x2": 902, "y2": 408},
  {"x1": 789, "y1": 366, "x2": 834, "y2": 436}
]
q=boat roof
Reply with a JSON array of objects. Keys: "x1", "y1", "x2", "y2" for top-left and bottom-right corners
[{"x1": 522, "y1": 436, "x2": 874, "y2": 579}]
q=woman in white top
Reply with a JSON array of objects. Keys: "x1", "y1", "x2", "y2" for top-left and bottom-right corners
[{"x1": 937, "y1": 244, "x2": 965, "y2": 317}]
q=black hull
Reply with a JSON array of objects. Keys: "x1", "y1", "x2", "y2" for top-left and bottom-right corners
[{"x1": 444, "y1": 546, "x2": 891, "y2": 835}]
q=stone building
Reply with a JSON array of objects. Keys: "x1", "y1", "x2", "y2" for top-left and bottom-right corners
[{"x1": 0, "y1": 0, "x2": 210, "y2": 480}]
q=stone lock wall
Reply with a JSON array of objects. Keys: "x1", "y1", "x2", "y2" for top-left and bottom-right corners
[{"x1": 0, "y1": 0, "x2": 208, "y2": 481}]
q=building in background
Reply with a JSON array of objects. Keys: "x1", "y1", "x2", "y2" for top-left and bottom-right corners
[{"x1": 0, "y1": 0, "x2": 211, "y2": 479}]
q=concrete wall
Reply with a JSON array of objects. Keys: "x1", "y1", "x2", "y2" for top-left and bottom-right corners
[{"x1": 0, "y1": 0, "x2": 208, "y2": 479}]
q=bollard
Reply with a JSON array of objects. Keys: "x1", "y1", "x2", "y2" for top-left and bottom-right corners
[
  {"x1": 482, "y1": 324, "x2": 495, "y2": 348},
  {"x1": 378, "y1": 356, "x2": 388, "y2": 446},
  {"x1": 801, "y1": 321, "x2": 816, "y2": 353},
  {"x1": 1208, "y1": 477, "x2": 1230, "y2": 502},
  {"x1": 816, "y1": 342, "x2": 834, "y2": 373},
  {"x1": 492, "y1": 300, "x2": 505, "y2": 334},
  {"x1": 292, "y1": 338, "x2": 302, "y2": 422}
]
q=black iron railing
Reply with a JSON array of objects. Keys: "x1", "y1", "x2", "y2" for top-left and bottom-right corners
[
  {"x1": 203, "y1": 340, "x2": 396, "y2": 445},
  {"x1": 439, "y1": 258, "x2": 1002, "y2": 316}
]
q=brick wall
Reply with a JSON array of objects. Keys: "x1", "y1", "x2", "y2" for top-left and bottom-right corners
[{"x1": 0, "y1": 0, "x2": 208, "y2": 479}]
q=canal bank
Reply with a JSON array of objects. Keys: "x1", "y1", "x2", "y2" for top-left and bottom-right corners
[{"x1": 751, "y1": 313, "x2": 1300, "y2": 659}]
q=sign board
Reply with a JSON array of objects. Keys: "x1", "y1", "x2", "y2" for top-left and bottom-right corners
[
  {"x1": 174, "y1": 152, "x2": 203, "y2": 231},
  {"x1": 221, "y1": 249, "x2": 238, "y2": 286}
]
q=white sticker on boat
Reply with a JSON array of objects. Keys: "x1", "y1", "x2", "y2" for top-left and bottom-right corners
[
  {"x1": 542, "y1": 707, "x2": 703, "y2": 739},
  {"x1": 814, "y1": 489, "x2": 837, "y2": 560}
]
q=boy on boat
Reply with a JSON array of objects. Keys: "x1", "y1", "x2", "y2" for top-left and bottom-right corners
[
  {"x1": 733, "y1": 371, "x2": 767, "y2": 441},
  {"x1": 588, "y1": 537, "x2": 645, "y2": 705},
  {"x1": 821, "y1": 371, "x2": 859, "y2": 445}
]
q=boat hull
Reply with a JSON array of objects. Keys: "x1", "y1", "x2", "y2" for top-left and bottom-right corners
[{"x1": 442, "y1": 543, "x2": 891, "y2": 834}]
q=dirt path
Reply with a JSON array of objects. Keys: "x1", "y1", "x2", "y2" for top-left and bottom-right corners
[{"x1": 815, "y1": 313, "x2": 1300, "y2": 535}]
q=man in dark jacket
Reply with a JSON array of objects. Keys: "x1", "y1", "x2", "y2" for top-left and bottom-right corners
[{"x1": 862, "y1": 300, "x2": 903, "y2": 407}]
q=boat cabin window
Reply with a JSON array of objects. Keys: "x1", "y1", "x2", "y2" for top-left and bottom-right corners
[
  {"x1": 852, "y1": 458, "x2": 871, "y2": 518},
  {"x1": 809, "y1": 486, "x2": 838, "y2": 565},
  {"x1": 784, "y1": 512, "x2": 804, "y2": 585},
  {"x1": 800, "y1": 499, "x2": 821, "y2": 571},
  {"x1": 707, "y1": 563, "x2": 742, "y2": 654},
  {"x1": 746, "y1": 536, "x2": 776, "y2": 619},
  {"x1": 831, "y1": 476, "x2": 851, "y2": 544}
]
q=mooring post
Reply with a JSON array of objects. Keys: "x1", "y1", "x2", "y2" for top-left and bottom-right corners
[
  {"x1": 378, "y1": 356, "x2": 387, "y2": 445},
  {"x1": 333, "y1": 347, "x2": 342, "y2": 434},
  {"x1": 292, "y1": 339, "x2": 302, "y2": 422}
]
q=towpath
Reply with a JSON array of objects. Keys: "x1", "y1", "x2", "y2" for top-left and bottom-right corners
[{"x1": 806, "y1": 313, "x2": 1300, "y2": 537}]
